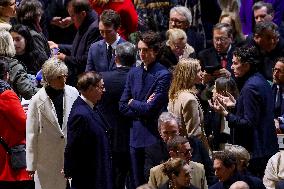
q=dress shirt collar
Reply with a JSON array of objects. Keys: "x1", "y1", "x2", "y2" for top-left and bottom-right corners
[
  {"x1": 106, "y1": 33, "x2": 120, "y2": 50},
  {"x1": 80, "y1": 94, "x2": 94, "y2": 109}
]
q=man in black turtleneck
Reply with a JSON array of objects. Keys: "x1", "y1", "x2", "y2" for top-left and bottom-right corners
[{"x1": 48, "y1": 0, "x2": 101, "y2": 86}]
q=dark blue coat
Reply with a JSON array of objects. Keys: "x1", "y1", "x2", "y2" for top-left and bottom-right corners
[
  {"x1": 119, "y1": 62, "x2": 171, "y2": 148},
  {"x1": 272, "y1": 84, "x2": 284, "y2": 132},
  {"x1": 226, "y1": 73, "x2": 278, "y2": 159},
  {"x1": 86, "y1": 38, "x2": 126, "y2": 72},
  {"x1": 209, "y1": 172, "x2": 265, "y2": 189},
  {"x1": 59, "y1": 10, "x2": 101, "y2": 86},
  {"x1": 64, "y1": 97, "x2": 112, "y2": 189},
  {"x1": 100, "y1": 67, "x2": 131, "y2": 152}
]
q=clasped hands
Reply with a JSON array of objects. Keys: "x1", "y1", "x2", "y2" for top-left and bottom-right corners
[{"x1": 208, "y1": 92, "x2": 236, "y2": 116}]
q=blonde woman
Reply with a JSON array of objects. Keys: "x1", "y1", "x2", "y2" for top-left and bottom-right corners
[
  {"x1": 26, "y1": 58, "x2": 79, "y2": 189},
  {"x1": 168, "y1": 58, "x2": 203, "y2": 137},
  {"x1": 159, "y1": 28, "x2": 195, "y2": 70}
]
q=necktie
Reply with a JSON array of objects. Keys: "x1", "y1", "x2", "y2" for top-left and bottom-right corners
[
  {"x1": 221, "y1": 55, "x2": 227, "y2": 68},
  {"x1": 107, "y1": 45, "x2": 113, "y2": 63},
  {"x1": 275, "y1": 86, "x2": 282, "y2": 117}
]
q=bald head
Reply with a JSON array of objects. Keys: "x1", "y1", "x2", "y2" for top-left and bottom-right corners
[{"x1": 229, "y1": 181, "x2": 250, "y2": 189}]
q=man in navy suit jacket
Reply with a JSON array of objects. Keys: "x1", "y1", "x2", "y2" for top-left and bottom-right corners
[
  {"x1": 64, "y1": 72, "x2": 112, "y2": 189},
  {"x1": 86, "y1": 9, "x2": 126, "y2": 72},
  {"x1": 272, "y1": 57, "x2": 284, "y2": 133},
  {"x1": 119, "y1": 31, "x2": 172, "y2": 187},
  {"x1": 100, "y1": 42, "x2": 136, "y2": 189}
]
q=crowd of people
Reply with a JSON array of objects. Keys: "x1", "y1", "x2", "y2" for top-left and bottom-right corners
[{"x1": 1, "y1": 0, "x2": 284, "y2": 189}]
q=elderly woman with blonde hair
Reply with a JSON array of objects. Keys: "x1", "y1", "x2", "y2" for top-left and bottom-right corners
[
  {"x1": 26, "y1": 57, "x2": 79, "y2": 189},
  {"x1": 168, "y1": 58, "x2": 203, "y2": 138},
  {"x1": 158, "y1": 28, "x2": 195, "y2": 70}
]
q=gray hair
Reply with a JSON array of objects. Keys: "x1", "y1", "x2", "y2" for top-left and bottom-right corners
[
  {"x1": 252, "y1": 1, "x2": 274, "y2": 15},
  {"x1": 0, "y1": 29, "x2": 15, "y2": 57},
  {"x1": 115, "y1": 42, "x2": 136, "y2": 67},
  {"x1": 170, "y1": 6, "x2": 192, "y2": 25},
  {"x1": 213, "y1": 22, "x2": 233, "y2": 38},
  {"x1": 225, "y1": 144, "x2": 250, "y2": 168},
  {"x1": 166, "y1": 28, "x2": 187, "y2": 45},
  {"x1": 158, "y1": 112, "x2": 180, "y2": 131},
  {"x1": 254, "y1": 21, "x2": 279, "y2": 37},
  {"x1": 41, "y1": 57, "x2": 68, "y2": 87}
]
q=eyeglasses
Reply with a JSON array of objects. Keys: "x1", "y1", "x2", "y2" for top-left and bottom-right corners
[
  {"x1": 171, "y1": 43, "x2": 186, "y2": 50},
  {"x1": 56, "y1": 74, "x2": 68, "y2": 79},
  {"x1": 96, "y1": 84, "x2": 105, "y2": 91},
  {"x1": 176, "y1": 148, "x2": 193, "y2": 156},
  {"x1": 169, "y1": 18, "x2": 187, "y2": 26},
  {"x1": 273, "y1": 68, "x2": 284, "y2": 74},
  {"x1": 213, "y1": 37, "x2": 229, "y2": 43}
]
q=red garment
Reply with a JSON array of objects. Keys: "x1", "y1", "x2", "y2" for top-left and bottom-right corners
[
  {"x1": 0, "y1": 90, "x2": 30, "y2": 181},
  {"x1": 90, "y1": 0, "x2": 138, "y2": 40}
]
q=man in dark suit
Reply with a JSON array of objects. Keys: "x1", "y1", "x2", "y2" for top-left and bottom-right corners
[
  {"x1": 86, "y1": 9, "x2": 125, "y2": 72},
  {"x1": 99, "y1": 42, "x2": 136, "y2": 189},
  {"x1": 144, "y1": 112, "x2": 216, "y2": 187},
  {"x1": 198, "y1": 23, "x2": 235, "y2": 150},
  {"x1": 198, "y1": 23, "x2": 235, "y2": 83},
  {"x1": 48, "y1": 0, "x2": 101, "y2": 86},
  {"x1": 119, "y1": 31, "x2": 172, "y2": 187},
  {"x1": 64, "y1": 72, "x2": 112, "y2": 189},
  {"x1": 272, "y1": 57, "x2": 284, "y2": 134}
]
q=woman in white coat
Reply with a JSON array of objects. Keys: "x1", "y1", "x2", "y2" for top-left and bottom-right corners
[{"x1": 26, "y1": 57, "x2": 79, "y2": 189}]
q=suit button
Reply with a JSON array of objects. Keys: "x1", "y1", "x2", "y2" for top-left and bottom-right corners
[{"x1": 61, "y1": 136, "x2": 64, "y2": 139}]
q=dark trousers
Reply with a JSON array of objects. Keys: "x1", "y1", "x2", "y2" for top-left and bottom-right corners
[
  {"x1": 248, "y1": 157, "x2": 270, "y2": 179},
  {"x1": 129, "y1": 147, "x2": 146, "y2": 188},
  {"x1": 112, "y1": 151, "x2": 130, "y2": 189},
  {"x1": 0, "y1": 180, "x2": 34, "y2": 189}
]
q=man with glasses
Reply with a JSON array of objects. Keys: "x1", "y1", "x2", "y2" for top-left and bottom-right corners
[
  {"x1": 199, "y1": 23, "x2": 235, "y2": 84},
  {"x1": 272, "y1": 57, "x2": 284, "y2": 133},
  {"x1": 148, "y1": 135, "x2": 208, "y2": 189},
  {"x1": 198, "y1": 23, "x2": 235, "y2": 151},
  {"x1": 145, "y1": 112, "x2": 216, "y2": 187},
  {"x1": 169, "y1": 6, "x2": 205, "y2": 54},
  {"x1": 86, "y1": 9, "x2": 125, "y2": 72}
]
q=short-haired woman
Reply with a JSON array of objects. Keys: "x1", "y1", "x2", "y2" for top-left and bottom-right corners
[
  {"x1": 26, "y1": 57, "x2": 79, "y2": 189},
  {"x1": 158, "y1": 28, "x2": 195, "y2": 71}
]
